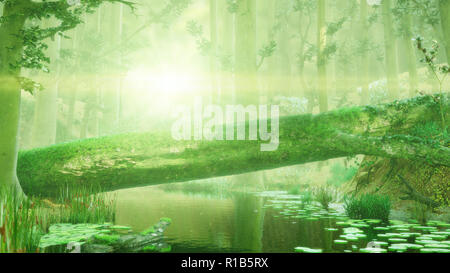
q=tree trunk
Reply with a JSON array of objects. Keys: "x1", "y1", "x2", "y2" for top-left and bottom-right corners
[
  {"x1": 0, "y1": 3, "x2": 27, "y2": 192},
  {"x1": 439, "y1": 0, "x2": 450, "y2": 64},
  {"x1": 31, "y1": 31, "x2": 61, "y2": 148},
  {"x1": 317, "y1": 0, "x2": 328, "y2": 112},
  {"x1": 402, "y1": 14, "x2": 418, "y2": 98},
  {"x1": 235, "y1": 0, "x2": 258, "y2": 104},
  {"x1": 209, "y1": 0, "x2": 219, "y2": 104},
  {"x1": 17, "y1": 95, "x2": 449, "y2": 197},
  {"x1": 382, "y1": 0, "x2": 400, "y2": 100},
  {"x1": 218, "y1": 0, "x2": 235, "y2": 105},
  {"x1": 100, "y1": 4, "x2": 121, "y2": 136},
  {"x1": 360, "y1": 0, "x2": 370, "y2": 105}
]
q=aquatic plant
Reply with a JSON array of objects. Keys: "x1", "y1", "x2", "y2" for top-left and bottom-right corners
[
  {"x1": 300, "y1": 190, "x2": 313, "y2": 207},
  {"x1": 344, "y1": 194, "x2": 391, "y2": 222},
  {"x1": 314, "y1": 187, "x2": 334, "y2": 210},
  {"x1": 46, "y1": 184, "x2": 116, "y2": 226}
]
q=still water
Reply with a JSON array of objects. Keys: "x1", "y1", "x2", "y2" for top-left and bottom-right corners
[{"x1": 115, "y1": 187, "x2": 374, "y2": 253}]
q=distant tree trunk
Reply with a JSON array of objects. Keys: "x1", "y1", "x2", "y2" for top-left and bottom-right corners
[
  {"x1": 209, "y1": 0, "x2": 219, "y2": 104},
  {"x1": 359, "y1": 0, "x2": 370, "y2": 105},
  {"x1": 31, "y1": 22, "x2": 61, "y2": 148},
  {"x1": 218, "y1": 0, "x2": 235, "y2": 104},
  {"x1": 100, "y1": 4, "x2": 121, "y2": 136},
  {"x1": 276, "y1": 17, "x2": 292, "y2": 97},
  {"x1": 235, "y1": 0, "x2": 258, "y2": 104},
  {"x1": 402, "y1": 14, "x2": 418, "y2": 98},
  {"x1": 317, "y1": 0, "x2": 328, "y2": 112},
  {"x1": 0, "y1": 3, "x2": 27, "y2": 192},
  {"x1": 382, "y1": 0, "x2": 400, "y2": 100},
  {"x1": 439, "y1": 0, "x2": 450, "y2": 64}
]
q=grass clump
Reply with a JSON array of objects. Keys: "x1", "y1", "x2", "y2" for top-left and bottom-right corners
[
  {"x1": 314, "y1": 187, "x2": 335, "y2": 210},
  {"x1": 344, "y1": 194, "x2": 391, "y2": 222},
  {"x1": 47, "y1": 184, "x2": 116, "y2": 225}
]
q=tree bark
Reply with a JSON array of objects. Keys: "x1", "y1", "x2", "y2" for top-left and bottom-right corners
[{"x1": 17, "y1": 95, "x2": 449, "y2": 197}]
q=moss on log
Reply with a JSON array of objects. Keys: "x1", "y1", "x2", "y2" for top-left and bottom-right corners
[{"x1": 17, "y1": 95, "x2": 449, "y2": 197}]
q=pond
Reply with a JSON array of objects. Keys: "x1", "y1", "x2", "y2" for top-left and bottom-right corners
[{"x1": 114, "y1": 187, "x2": 450, "y2": 253}]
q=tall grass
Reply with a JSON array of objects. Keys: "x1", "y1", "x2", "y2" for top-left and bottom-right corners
[
  {"x1": 0, "y1": 184, "x2": 116, "y2": 253},
  {"x1": 344, "y1": 194, "x2": 391, "y2": 222},
  {"x1": 0, "y1": 187, "x2": 41, "y2": 253},
  {"x1": 313, "y1": 187, "x2": 335, "y2": 210},
  {"x1": 48, "y1": 184, "x2": 116, "y2": 225}
]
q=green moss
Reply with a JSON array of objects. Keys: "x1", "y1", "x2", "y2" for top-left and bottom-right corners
[{"x1": 93, "y1": 234, "x2": 120, "y2": 245}]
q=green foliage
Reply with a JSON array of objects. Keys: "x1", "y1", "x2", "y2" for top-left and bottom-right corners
[
  {"x1": 326, "y1": 163, "x2": 358, "y2": 187},
  {"x1": 344, "y1": 194, "x2": 391, "y2": 222}
]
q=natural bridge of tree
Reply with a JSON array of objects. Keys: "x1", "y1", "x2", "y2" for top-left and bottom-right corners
[{"x1": 17, "y1": 95, "x2": 449, "y2": 197}]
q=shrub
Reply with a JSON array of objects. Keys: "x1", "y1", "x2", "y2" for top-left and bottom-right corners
[{"x1": 344, "y1": 194, "x2": 391, "y2": 222}]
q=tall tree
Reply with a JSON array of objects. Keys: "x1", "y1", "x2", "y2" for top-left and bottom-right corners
[
  {"x1": 359, "y1": 0, "x2": 370, "y2": 105},
  {"x1": 439, "y1": 0, "x2": 450, "y2": 64},
  {"x1": 209, "y1": 0, "x2": 219, "y2": 103},
  {"x1": 381, "y1": 0, "x2": 400, "y2": 100},
  {"x1": 317, "y1": 0, "x2": 328, "y2": 112},
  {"x1": 235, "y1": 0, "x2": 258, "y2": 104},
  {"x1": 30, "y1": 20, "x2": 61, "y2": 148},
  {"x1": 218, "y1": 0, "x2": 235, "y2": 104}
]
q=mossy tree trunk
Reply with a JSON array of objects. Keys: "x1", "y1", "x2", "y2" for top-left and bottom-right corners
[{"x1": 17, "y1": 95, "x2": 450, "y2": 197}]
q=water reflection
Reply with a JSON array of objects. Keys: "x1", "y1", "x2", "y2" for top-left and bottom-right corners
[{"x1": 114, "y1": 186, "x2": 343, "y2": 253}]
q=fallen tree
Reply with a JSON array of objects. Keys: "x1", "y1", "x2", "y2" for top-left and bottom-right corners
[{"x1": 17, "y1": 95, "x2": 449, "y2": 197}]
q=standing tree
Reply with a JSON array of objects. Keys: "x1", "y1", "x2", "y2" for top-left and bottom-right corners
[
  {"x1": 234, "y1": 0, "x2": 258, "y2": 104},
  {"x1": 317, "y1": 0, "x2": 328, "y2": 112},
  {"x1": 0, "y1": 0, "x2": 133, "y2": 195},
  {"x1": 381, "y1": 0, "x2": 400, "y2": 100}
]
